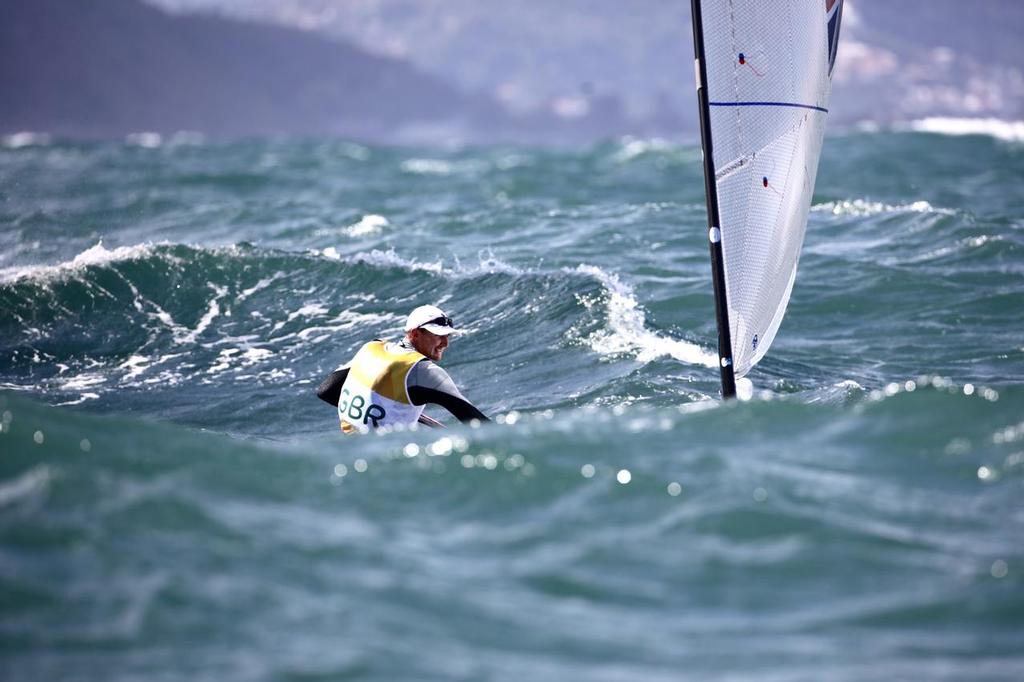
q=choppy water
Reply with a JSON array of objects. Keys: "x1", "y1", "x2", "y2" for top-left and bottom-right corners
[{"x1": 1, "y1": 125, "x2": 1022, "y2": 680}]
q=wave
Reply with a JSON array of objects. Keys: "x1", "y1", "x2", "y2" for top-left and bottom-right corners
[
  {"x1": 0, "y1": 241, "x2": 173, "y2": 284},
  {"x1": 0, "y1": 463, "x2": 53, "y2": 507},
  {"x1": 609, "y1": 136, "x2": 683, "y2": 162},
  {"x1": 811, "y1": 198, "x2": 956, "y2": 217},
  {"x1": 317, "y1": 249, "x2": 717, "y2": 369},
  {"x1": 2, "y1": 131, "x2": 53, "y2": 148},
  {"x1": 344, "y1": 213, "x2": 389, "y2": 237},
  {"x1": 400, "y1": 157, "x2": 490, "y2": 176},
  {"x1": 321, "y1": 246, "x2": 446, "y2": 275},
  {"x1": 4, "y1": 214, "x2": 1017, "y2": 433},
  {"x1": 0, "y1": 242, "x2": 405, "y2": 403},
  {"x1": 124, "y1": 131, "x2": 206, "y2": 147},
  {"x1": 319, "y1": 245, "x2": 528, "y2": 278},
  {"x1": 3, "y1": 240, "x2": 509, "y2": 291},
  {"x1": 572, "y1": 265, "x2": 717, "y2": 368},
  {"x1": 2, "y1": 242, "x2": 718, "y2": 415},
  {"x1": 905, "y1": 117, "x2": 1024, "y2": 143},
  {"x1": 0, "y1": 239, "x2": 727, "y2": 429},
  {"x1": 2, "y1": 376, "x2": 1015, "y2": 465},
  {"x1": 2, "y1": 379, "x2": 1021, "y2": 681}
]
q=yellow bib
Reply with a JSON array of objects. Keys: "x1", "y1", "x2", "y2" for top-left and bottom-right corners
[{"x1": 338, "y1": 341, "x2": 425, "y2": 433}]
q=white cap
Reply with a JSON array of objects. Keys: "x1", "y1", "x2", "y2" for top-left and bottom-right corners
[{"x1": 404, "y1": 305, "x2": 457, "y2": 336}]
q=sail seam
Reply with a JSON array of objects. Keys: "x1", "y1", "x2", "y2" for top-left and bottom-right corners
[
  {"x1": 726, "y1": 0, "x2": 744, "y2": 158},
  {"x1": 710, "y1": 101, "x2": 829, "y2": 113},
  {"x1": 715, "y1": 153, "x2": 754, "y2": 182}
]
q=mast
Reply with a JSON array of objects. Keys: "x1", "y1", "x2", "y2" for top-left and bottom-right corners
[{"x1": 690, "y1": 0, "x2": 736, "y2": 399}]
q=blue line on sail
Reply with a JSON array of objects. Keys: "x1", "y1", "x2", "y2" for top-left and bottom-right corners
[{"x1": 709, "y1": 101, "x2": 828, "y2": 113}]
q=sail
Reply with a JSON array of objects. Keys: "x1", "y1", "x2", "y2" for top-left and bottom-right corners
[{"x1": 695, "y1": 0, "x2": 843, "y2": 379}]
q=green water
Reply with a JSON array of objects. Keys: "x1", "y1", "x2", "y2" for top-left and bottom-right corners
[{"x1": 1, "y1": 129, "x2": 1022, "y2": 680}]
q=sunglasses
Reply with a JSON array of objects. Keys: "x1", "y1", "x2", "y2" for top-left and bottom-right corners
[{"x1": 422, "y1": 315, "x2": 454, "y2": 328}]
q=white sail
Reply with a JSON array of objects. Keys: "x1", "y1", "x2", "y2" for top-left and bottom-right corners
[{"x1": 697, "y1": 0, "x2": 843, "y2": 377}]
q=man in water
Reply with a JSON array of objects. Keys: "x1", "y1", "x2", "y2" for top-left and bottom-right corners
[{"x1": 317, "y1": 305, "x2": 488, "y2": 432}]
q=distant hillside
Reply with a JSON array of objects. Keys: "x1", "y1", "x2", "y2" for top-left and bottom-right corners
[
  {"x1": 829, "y1": 0, "x2": 1024, "y2": 125},
  {"x1": 0, "y1": 0, "x2": 503, "y2": 140},
  {"x1": 151, "y1": 0, "x2": 1024, "y2": 132},
  {"x1": 8, "y1": 0, "x2": 1016, "y2": 143}
]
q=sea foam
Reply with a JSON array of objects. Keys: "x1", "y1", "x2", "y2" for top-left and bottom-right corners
[
  {"x1": 0, "y1": 242, "x2": 165, "y2": 284},
  {"x1": 907, "y1": 117, "x2": 1024, "y2": 143},
  {"x1": 2, "y1": 132, "x2": 52, "y2": 148},
  {"x1": 573, "y1": 265, "x2": 717, "y2": 368},
  {"x1": 812, "y1": 198, "x2": 954, "y2": 217}
]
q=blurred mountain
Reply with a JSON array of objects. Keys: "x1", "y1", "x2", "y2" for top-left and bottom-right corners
[
  {"x1": 0, "y1": 0, "x2": 505, "y2": 140},
  {"x1": 148, "y1": 0, "x2": 1024, "y2": 132},
  {"x1": 3, "y1": 0, "x2": 1022, "y2": 142},
  {"x1": 830, "y1": 1, "x2": 1024, "y2": 124},
  {"x1": 145, "y1": 0, "x2": 699, "y2": 138}
]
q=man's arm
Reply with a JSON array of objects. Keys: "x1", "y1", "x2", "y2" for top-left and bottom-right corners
[
  {"x1": 408, "y1": 386, "x2": 488, "y2": 423},
  {"x1": 316, "y1": 367, "x2": 349, "y2": 407},
  {"x1": 407, "y1": 361, "x2": 489, "y2": 423}
]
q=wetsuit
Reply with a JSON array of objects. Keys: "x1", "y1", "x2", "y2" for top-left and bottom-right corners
[{"x1": 316, "y1": 339, "x2": 488, "y2": 430}]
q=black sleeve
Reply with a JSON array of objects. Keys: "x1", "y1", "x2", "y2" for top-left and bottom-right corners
[
  {"x1": 408, "y1": 386, "x2": 489, "y2": 423},
  {"x1": 316, "y1": 368, "x2": 349, "y2": 407}
]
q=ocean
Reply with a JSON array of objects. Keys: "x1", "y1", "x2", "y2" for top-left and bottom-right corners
[{"x1": 1, "y1": 124, "x2": 1022, "y2": 680}]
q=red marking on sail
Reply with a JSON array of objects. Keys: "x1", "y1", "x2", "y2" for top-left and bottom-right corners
[
  {"x1": 826, "y1": 0, "x2": 838, "y2": 11},
  {"x1": 739, "y1": 53, "x2": 765, "y2": 77}
]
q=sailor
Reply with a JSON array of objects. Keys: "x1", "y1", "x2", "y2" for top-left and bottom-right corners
[{"x1": 316, "y1": 305, "x2": 488, "y2": 432}]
